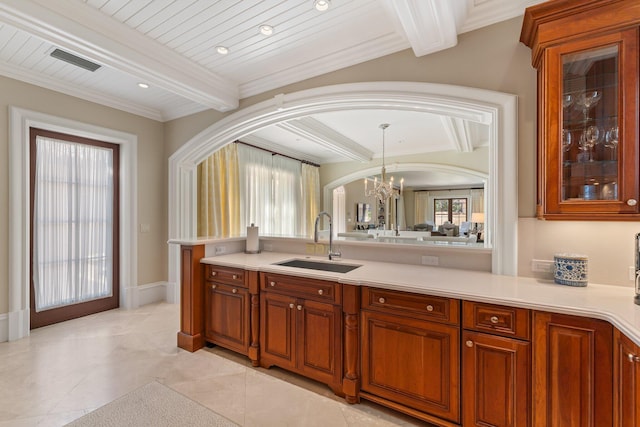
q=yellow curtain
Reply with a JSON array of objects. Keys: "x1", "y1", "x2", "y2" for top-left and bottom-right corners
[
  {"x1": 301, "y1": 163, "x2": 320, "y2": 237},
  {"x1": 197, "y1": 144, "x2": 240, "y2": 237}
]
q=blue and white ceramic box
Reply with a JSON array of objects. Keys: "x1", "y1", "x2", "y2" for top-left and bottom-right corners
[{"x1": 554, "y1": 253, "x2": 588, "y2": 287}]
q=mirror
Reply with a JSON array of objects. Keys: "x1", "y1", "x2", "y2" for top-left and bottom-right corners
[{"x1": 169, "y1": 82, "x2": 518, "y2": 276}]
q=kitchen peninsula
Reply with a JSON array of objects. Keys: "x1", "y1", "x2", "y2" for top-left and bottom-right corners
[{"x1": 174, "y1": 242, "x2": 640, "y2": 427}]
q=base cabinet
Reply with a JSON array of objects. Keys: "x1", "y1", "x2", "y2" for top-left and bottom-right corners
[
  {"x1": 614, "y1": 328, "x2": 640, "y2": 426},
  {"x1": 462, "y1": 302, "x2": 531, "y2": 427},
  {"x1": 360, "y1": 287, "x2": 460, "y2": 426},
  {"x1": 532, "y1": 311, "x2": 613, "y2": 427},
  {"x1": 203, "y1": 265, "x2": 253, "y2": 356},
  {"x1": 259, "y1": 273, "x2": 343, "y2": 393}
]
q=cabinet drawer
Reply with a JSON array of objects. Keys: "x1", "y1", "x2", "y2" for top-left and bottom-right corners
[
  {"x1": 204, "y1": 264, "x2": 246, "y2": 287},
  {"x1": 261, "y1": 273, "x2": 340, "y2": 304},
  {"x1": 362, "y1": 287, "x2": 459, "y2": 325},
  {"x1": 463, "y1": 301, "x2": 530, "y2": 340}
]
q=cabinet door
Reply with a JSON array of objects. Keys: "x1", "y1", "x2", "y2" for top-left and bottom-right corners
[
  {"x1": 540, "y1": 29, "x2": 640, "y2": 219},
  {"x1": 462, "y1": 330, "x2": 530, "y2": 427},
  {"x1": 204, "y1": 283, "x2": 250, "y2": 354},
  {"x1": 532, "y1": 312, "x2": 613, "y2": 427},
  {"x1": 296, "y1": 299, "x2": 342, "y2": 385},
  {"x1": 614, "y1": 329, "x2": 640, "y2": 427},
  {"x1": 260, "y1": 292, "x2": 296, "y2": 370},
  {"x1": 361, "y1": 310, "x2": 460, "y2": 423}
]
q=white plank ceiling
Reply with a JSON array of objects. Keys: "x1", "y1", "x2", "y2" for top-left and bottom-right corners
[{"x1": 0, "y1": 0, "x2": 544, "y2": 184}]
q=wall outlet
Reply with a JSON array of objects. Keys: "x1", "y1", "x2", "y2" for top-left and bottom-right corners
[
  {"x1": 214, "y1": 246, "x2": 226, "y2": 255},
  {"x1": 139, "y1": 223, "x2": 150, "y2": 233},
  {"x1": 531, "y1": 259, "x2": 554, "y2": 273},
  {"x1": 264, "y1": 243, "x2": 273, "y2": 252},
  {"x1": 421, "y1": 255, "x2": 439, "y2": 266},
  {"x1": 630, "y1": 266, "x2": 636, "y2": 281}
]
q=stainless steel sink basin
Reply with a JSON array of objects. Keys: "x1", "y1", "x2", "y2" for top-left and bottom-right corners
[{"x1": 274, "y1": 259, "x2": 362, "y2": 273}]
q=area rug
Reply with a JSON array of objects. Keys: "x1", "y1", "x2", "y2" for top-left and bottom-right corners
[{"x1": 66, "y1": 381, "x2": 239, "y2": 427}]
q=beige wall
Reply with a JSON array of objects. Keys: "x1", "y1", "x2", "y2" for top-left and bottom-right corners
[
  {"x1": 0, "y1": 76, "x2": 166, "y2": 314},
  {"x1": 165, "y1": 16, "x2": 638, "y2": 287}
]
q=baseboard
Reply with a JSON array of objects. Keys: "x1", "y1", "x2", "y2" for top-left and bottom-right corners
[
  {"x1": 0, "y1": 313, "x2": 8, "y2": 342},
  {"x1": 137, "y1": 281, "x2": 173, "y2": 307}
]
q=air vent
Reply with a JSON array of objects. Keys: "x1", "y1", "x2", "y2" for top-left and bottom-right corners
[{"x1": 50, "y1": 48, "x2": 101, "y2": 72}]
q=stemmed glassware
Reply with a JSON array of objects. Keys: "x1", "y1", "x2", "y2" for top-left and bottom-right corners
[
  {"x1": 574, "y1": 90, "x2": 602, "y2": 161},
  {"x1": 605, "y1": 121, "x2": 619, "y2": 160}
]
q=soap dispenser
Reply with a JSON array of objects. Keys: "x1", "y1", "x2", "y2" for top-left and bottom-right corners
[{"x1": 636, "y1": 233, "x2": 640, "y2": 305}]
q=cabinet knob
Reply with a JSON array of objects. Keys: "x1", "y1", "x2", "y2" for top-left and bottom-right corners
[
  {"x1": 297, "y1": 305, "x2": 303, "y2": 311},
  {"x1": 628, "y1": 353, "x2": 640, "y2": 363},
  {"x1": 466, "y1": 340, "x2": 473, "y2": 348},
  {"x1": 490, "y1": 316, "x2": 500, "y2": 324},
  {"x1": 426, "y1": 305, "x2": 434, "y2": 312},
  {"x1": 232, "y1": 288, "x2": 237, "y2": 294},
  {"x1": 378, "y1": 297, "x2": 386, "y2": 304},
  {"x1": 211, "y1": 284, "x2": 217, "y2": 289},
  {"x1": 232, "y1": 274, "x2": 238, "y2": 280},
  {"x1": 210, "y1": 271, "x2": 217, "y2": 276},
  {"x1": 627, "y1": 199, "x2": 638, "y2": 206},
  {"x1": 318, "y1": 289, "x2": 324, "y2": 295},
  {"x1": 289, "y1": 303, "x2": 294, "y2": 309},
  {"x1": 270, "y1": 281, "x2": 276, "y2": 287}
]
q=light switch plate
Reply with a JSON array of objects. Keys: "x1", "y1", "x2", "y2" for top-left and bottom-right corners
[{"x1": 531, "y1": 259, "x2": 554, "y2": 273}]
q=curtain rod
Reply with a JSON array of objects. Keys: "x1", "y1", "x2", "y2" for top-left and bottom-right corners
[{"x1": 234, "y1": 140, "x2": 320, "y2": 168}]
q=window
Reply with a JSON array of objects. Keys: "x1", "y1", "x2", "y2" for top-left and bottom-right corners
[{"x1": 434, "y1": 198, "x2": 467, "y2": 227}]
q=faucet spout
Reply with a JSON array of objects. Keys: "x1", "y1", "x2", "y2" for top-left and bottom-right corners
[{"x1": 314, "y1": 211, "x2": 341, "y2": 260}]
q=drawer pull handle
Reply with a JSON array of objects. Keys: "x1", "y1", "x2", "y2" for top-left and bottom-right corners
[
  {"x1": 270, "y1": 282, "x2": 276, "y2": 287},
  {"x1": 210, "y1": 271, "x2": 217, "y2": 276},
  {"x1": 627, "y1": 199, "x2": 638, "y2": 207},
  {"x1": 289, "y1": 303, "x2": 295, "y2": 309},
  {"x1": 490, "y1": 316, "x2": 500, "y2": 324},
  {"x1": 318, "y1": 289, "x2": 323, "y2": 295},
  {"x1": 232, "y1": 288, "x2": 237, "y2": 294},
  {"x1": 629, "y1": 353, "x2": 640, "y2": 363},
  {"x1": 378, "y1": 297, "x2": 386, "y2": 304},
  {"x1": 426, "y1": 305, "x2": 434, "y2": 312},
  {"x1": 297, "y1": 305, "x2": 303, "y2": 311},
  {"x1": 466, "y1": 340, "x2": 473, "y2": 348},
  {"x1": 232, "y1": 274, "x2": 238, "y2": 280}
]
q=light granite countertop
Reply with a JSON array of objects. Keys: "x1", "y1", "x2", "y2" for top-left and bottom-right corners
[{"x1": 201, "y1": 252, "x2": 640, "y2": 346}]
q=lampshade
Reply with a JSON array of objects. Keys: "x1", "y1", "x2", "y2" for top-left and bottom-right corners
[{"x1": 471, "y1": 212, "x2": 485, "y2": 223}]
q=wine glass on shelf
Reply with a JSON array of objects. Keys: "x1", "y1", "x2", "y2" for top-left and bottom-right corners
[
  {"x1": 575, "y1": 90, "x2": 602, "y2": 115},
  {"x1": 605, "y1": 123, "x2": 619, "y2": 160},
  {"x1": 562, "y1": 129, "x2": 572, "y2": 152},
  {"x1": 585, "y1": 125, "x2": 600, "y2": 161},
  {"x1": 562, "y1": 94, "x2": 574, "y2": 110}
]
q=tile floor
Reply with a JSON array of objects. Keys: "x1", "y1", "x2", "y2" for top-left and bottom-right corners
[{"x1": 0, "y1": 303, "x2": 429, "y2": 426}]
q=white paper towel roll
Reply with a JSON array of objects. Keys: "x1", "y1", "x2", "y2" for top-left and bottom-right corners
[{"x1": 246, "y1": 223, "x2": 260, "y2": 253}]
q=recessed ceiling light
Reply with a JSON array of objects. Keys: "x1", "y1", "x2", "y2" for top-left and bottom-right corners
[
  {"x1": 259, "y1": 24, "x2": 274, "y2": 36},
  {"x1": 137, "y1": 83, "x2": 149, "y2": 89},
  {"x1": 314, "y1": 0, "x2": 330, "y2": 11},
  {"x1": 216, "y1": 46, "x2": 229, "y2": 55}
]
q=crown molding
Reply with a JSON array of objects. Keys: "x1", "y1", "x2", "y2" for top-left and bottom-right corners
[
  {"x1": 277, "y1": 117, "x2": 373, "y2": 162},
  {"x1": 239, "y1": 34, "x2": 408, "y2": 99},
  {"x1": 0, "y1": 0, "x2": 238, "y2": 111},
  {"x1": 0, "y1": 62, "x2": 164, "y2": 121}
]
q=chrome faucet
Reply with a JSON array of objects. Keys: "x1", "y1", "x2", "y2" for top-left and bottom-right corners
[
  {"x1": 314, "y1": 211, "x2": 341, "y2": 260},
  {"x1": 635, "y1": 233, "x2": 640, "y2": 305}
]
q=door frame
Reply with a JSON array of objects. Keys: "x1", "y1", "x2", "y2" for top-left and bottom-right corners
[{"x1": 8, "y1": 107, "x2": 138, "y2": 341}]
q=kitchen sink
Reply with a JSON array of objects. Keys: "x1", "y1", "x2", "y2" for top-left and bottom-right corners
[{"x1": 274, "y1": 259, "x2": 362, "y2": 273}]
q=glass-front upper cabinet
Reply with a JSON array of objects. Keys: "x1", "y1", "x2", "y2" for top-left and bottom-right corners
[{"x1": 521, "y1": 1, "x2": 640, "y2": 220}]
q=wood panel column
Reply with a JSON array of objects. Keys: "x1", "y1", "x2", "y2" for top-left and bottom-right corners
[
  {"x1": 177, "y1": 244, "x2": 205, "y2": 352},
  {"x1": 342, "y1": 283, "x2": 360, "y2": 403},
  {"x1": 247, "y1": 269, "x2": 260, "y2": 366}
]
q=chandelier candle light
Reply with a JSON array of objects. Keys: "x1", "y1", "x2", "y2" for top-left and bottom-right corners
[{"x1": 364, "y1": 123, "x2": 403, "y2": 202}]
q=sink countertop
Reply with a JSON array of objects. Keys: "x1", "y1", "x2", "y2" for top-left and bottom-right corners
[{"x1": 201, "y1": 252, "x2": 640, "y2": 346}]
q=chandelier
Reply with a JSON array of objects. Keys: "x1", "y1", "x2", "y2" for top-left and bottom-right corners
[{"x1": 364, "y1": 123, "x2": 403, "y2": 203}]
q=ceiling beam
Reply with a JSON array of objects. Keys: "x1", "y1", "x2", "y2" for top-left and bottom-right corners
[
  {"x1": 380, "y1": 0, "x2": 458, "y2": 57},
  {"x1": 441, "y1": 116, "x2": 474, "y2": 152},
  {"x1": 0, "y1": 0, "x2": 239, "y2": 112},
  {"x1": 277, "y1": 117, "x2": 373, "y2": 162},
  {"x1": 240, "y1": 134, "x2": 324, "y2": 166}
]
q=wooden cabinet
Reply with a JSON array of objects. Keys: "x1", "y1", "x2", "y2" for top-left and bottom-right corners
[
  {"x1": 532, "y1": 311, "x2": 613, "y2": 427},
  {"x1": 462, "y1": 301, "x2": 531, "y2": 427},
  {"x1": 203, "y1": 264, "x2": 260, "y2": 365},
  {"x1": 259, "y1": 272, "x2": 343, "y2": 394},
  {"x1": 614, "y1": 328, "x2": 640, "y2": 426},
  {"x1": 521, "y1": 0, "x2": 640, "y2": 220},
  {"x1": 360, "y1": 287, "x2": 460, "y2": 425}
]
